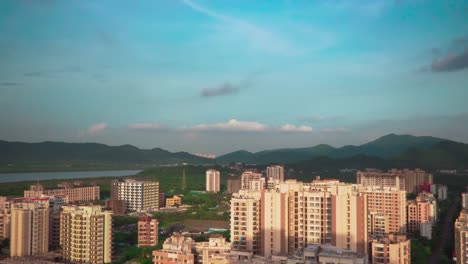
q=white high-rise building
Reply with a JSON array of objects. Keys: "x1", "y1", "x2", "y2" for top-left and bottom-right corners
[
  {"x1": 111, "y1": 179, "x2": 159, "y2": 212},
  {"x1": 241, "y1": 171, "x2": 263, "y2": 190},
  {"x1": 206, "y1": 169, "x2": 221, "y2": 193}
]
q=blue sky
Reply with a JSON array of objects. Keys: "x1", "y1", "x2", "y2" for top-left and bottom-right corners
[{"x1": 1, "y1": 0, "x2": 467, "y2": 154}]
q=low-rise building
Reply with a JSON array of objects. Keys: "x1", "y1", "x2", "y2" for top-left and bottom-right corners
[
  {"x1": 153, "y1": 233, "x2": 195, "y2": 264},
  {"x1": 287, "y1": 244, "x2": 368, "y2": 264},
  {"x1": 24, "y1": 183, "x2": 100, "y2": 203},
  {"x1": 166, "y1": 195, "x2": 182, "y2": 207}
]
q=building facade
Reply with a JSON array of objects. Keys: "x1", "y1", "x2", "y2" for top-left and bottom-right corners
[
  {"x1": 24, "y1": 183, "x2": 100, "y2": 202},
  {"x1": 111, "y1": 179, "x2": 159, "y2": 212},
  {"x1": 357, "y1": 169, "x2": 432, "y2": 194},
  {"x1": 206, "y1": 169, "x2": 221, "y2": 193},
  {"x1": 370, "y1": 234, "x2": 410, "y2": 264},
  {"x1": 60, "y1": 205, "x2": 113, "y2": 264},
  {"x1": 10, "y1": 203, "x2": 49, "y2": 257},
  {"x1": 361, "y1": 186, "x2": 407, "y2": 234},
  {"x1": 227, "y1": 178, "x2": 241, "y2": 194},
  {"x1": 152, "y1": 233, "x2": 195, "y2": 264},
  {"x1": 266, "y1": 165, "x2": 284, "y2": 183},
  {"x1": 240, "y1": 171, "x2": 263, "y2": 191},
  {"x1": 138, "y1": 216, "x2": 159, "y2": 247},
  {"x1": 455, "y1": 209, "x2": 468, "y2": 264}
]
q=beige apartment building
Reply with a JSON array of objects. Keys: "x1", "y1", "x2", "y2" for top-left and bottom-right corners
[
  {"x1": 206, "y1": 169, "x2": 221, "y2": 192},
  {"x1": 361, "y1": 186, "x2": 407, "y2": 234},
  {"x1": 60, "y1": 205, "x2": 113, "y2": 264},
  {"x1": 111, "y1": 179, "x2": 159, "y2": 212},
  {"x1": 357, "y1": 169, "x2": 432, "y2": 194},
  {"x1": 10, "y1": 203, "x2": 49, "y2": 257},
  {"x1": 240, "y1": 171, "x2": 263, "y2": 190},
  {"x1": 0, "y1": 209, "x2": 10, "y2": 240},
  {"x1": 138, "y1": 216, "x2": 159, "y2": 247},
  {"x1": 455, "y1": 209, "x2": 468, "y2": 264},
  {"x1": 231, "y1": 190, "x2": 262, "y2": 255},
  {"x1": 370, "y1": 234, "x2": 410, "y2": 264},
  {"x1": 261, "y1": 190, "x2": 288, "y2": 257},
  {"x1": 24, "y1": 183, "x2": 100, "y2": 202}
]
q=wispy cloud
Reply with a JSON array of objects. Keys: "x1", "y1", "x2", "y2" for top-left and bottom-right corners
[
  {"x1": 431, "y1": 49, "x2": 468, "y2": 72},
  {"x1": 79, "y1": 122, "x2": 107, "y2": 137},
  {"x1": 178, "y1": 119, "x2": 268, "y2": 132},
  {"x1": 422, "y1": 34, "x2": 468, "y2": 72},
  {"x1": 129, "y1": 123, "x2": 166, "y2": 131},
  {"x1": 279, "y1": 124, "x2": 313, "y2": 133},
  {"x1": 201, "y1": 72, "x2": 260, "y2": 98},
  {"x1": 201, "y1": 82, "x2": 239, "y2": 97},
  {"x1": 181, "y1": 0, "x2": 296, "y2": 54}
]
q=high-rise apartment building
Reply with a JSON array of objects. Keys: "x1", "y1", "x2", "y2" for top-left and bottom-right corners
[
  {"x1": 361, "y1": 186, "x2": 407, "y2": 234},
  {"x1": 431, "y1": 184, "x2": 448, "y2": 200},
  {"x1": 455, "y1": 209, "x2": 468, "y2": 264},
  {"x1": 10, "y1": 203, "x2": 49, "y2": 257},
  {"x1": 357, "y1": 169, "x2": 432, "y2": 194},
  {"x1": 206, "y1": 169, "x2": 221, "y2": 193},
  {"x1": 60, "y1": 205, "x2": 113, "y2": 264},
  {"x1": 138, "y1": 216, "x2": 159, "y2": 247},
  {"x1": 231, "y1": 190, "x2": 262, "y2": 255},
  {"x1": 261, "y1": 190, "x2": 288, "y2": 257},
  {"x1": 227, "y1": 178, "x2": 241, "y2": 194},
  {"x1": 231, "y1": 179, "x2": 371, "y2": 261},
  {"x1": 0, "y1": 209, "x2": 10, "y2": 240},
  {"x1": 370, "y1": 234, "x2": 410, "y2": 264},
  {"x1": 463, "y1": 193, "x2": 468, "y2": 210},
  {"x1": 111, "y1": 179, "x2": 159, "y2": 212},
  {"x1": 266, "y1": 165, "x2": 284, "y2": 182},
  {"x1": 240, "y1": 171, "x2": 263, "y2": 190},
  {"x1": 407, "y1": 192, "x2": 436, "y2": 239}
]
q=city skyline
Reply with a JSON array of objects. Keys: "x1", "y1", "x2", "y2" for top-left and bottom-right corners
[{"x1": 1, "y1": 0, "x2": 467, "y2": 154}]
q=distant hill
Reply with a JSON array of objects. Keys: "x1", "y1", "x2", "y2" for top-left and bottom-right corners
[
  {"x1": 0, "y1": 141, "x2": 213, "y2": 166},
  {"x1": 217, "y1": 134, "x2": 447, "y2": 164},
  {"x1": 288, "y1": 140, "x2": 468, "y2": 172}
]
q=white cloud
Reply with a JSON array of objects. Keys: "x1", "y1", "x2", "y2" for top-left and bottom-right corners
[
  {"x1": 279, "y1": 124, "x2": 313, "y2": 133},
  {"x1": 129, "y1": 123, "x2": 165, "y2": 130},
  {"x1": 181, "y1": 0, "x2": 297, "y2": 54},
  {"x1": 79, "y1": 122, "x2": 107, "y2": 137},
  {"x1": 178, "y1": 119, "x2": 268, "y2": 132}
]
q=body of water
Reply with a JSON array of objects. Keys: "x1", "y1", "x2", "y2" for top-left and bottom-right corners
[{"x1": 0, "y1": 170, "x2": 142, "y2": 183}]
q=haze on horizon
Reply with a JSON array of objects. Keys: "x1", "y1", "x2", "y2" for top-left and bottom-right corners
[{"x1": 1, "y1": 0, "x2": 467, "y2": 155}]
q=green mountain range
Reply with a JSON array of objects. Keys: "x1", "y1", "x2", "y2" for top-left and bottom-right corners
[
  {"x1": 1, "y1": 134, "x2": 467, "y2": 170},
  {"x1": 217, "y1": 134, "x2": 446, "y2": 164},
  {"x1": 0, "y1": 140, "x2": 212, "y2": 165}
]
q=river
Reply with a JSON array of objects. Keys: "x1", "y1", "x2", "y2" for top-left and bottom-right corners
[{"x1": 0, "y1": 170, "x2": 142, "y2": 183}]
